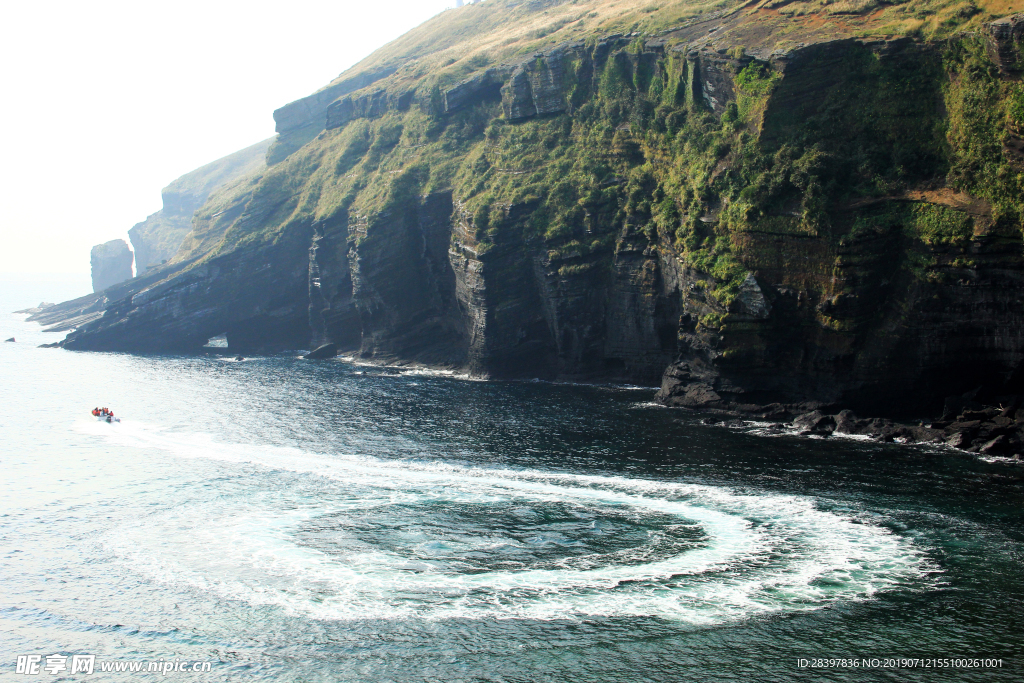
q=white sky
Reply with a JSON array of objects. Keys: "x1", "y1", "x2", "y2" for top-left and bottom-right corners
[{"x1": 0, "y1": 0, "x2": 452, "y2": 275}]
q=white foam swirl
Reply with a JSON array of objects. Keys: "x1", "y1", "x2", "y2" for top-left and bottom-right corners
[{"x1": 83, "y1": 420, "x2": 934, "y2": 623}]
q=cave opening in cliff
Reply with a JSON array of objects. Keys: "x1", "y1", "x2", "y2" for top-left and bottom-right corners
[{"x1": 203, "y1": 335, "x2": 228, "y2": 349}]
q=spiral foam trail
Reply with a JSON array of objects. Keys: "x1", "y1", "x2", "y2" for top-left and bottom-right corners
[{"x1": 84, "y1": 420, "x2": 934, "y2": 623}]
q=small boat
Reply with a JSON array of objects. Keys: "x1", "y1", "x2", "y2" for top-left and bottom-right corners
[{"x1": 91, "y1": 408, "x2": 120, "y2": 423}]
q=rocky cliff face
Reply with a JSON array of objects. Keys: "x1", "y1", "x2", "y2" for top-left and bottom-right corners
[
  {"x1": 90, "y1": 239, "x2": 133, "y2": 292},
  {"x1": 56, "y1": 1, "x2": 1024, "y2": 428},
  {"x1": 270, "y1": 68, "x2": 399, "y2": 165},
  {"x1": 67, "y1": 229, "x2": 311, "y2": 353},
  {"x1": 128, "y1": 138, "x2": 274, "y2": 275}
]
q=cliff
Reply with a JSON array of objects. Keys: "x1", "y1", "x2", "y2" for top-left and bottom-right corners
[
  {"x1": 90, "y1": 239, "x2": 133, "y2": 292},
  {"x1": 128, "y1": 138, "x2": 274, "y2": 274},
  {"x1": 33, "y1": 140, "x2": 273, "y2": 332},
  {"x1": 53, "y1": 1, "x2": 1024, "y2": 435}
]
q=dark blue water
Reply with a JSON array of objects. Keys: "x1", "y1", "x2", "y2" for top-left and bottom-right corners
[{"x1": 2, "y1": 275, "x2": 1022, "y2": 681}]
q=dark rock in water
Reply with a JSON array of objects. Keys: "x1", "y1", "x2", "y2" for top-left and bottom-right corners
[
  {"x1": 834, "y1": 409, "x2": 858, "y2": 434},
  {"x1": 37, "y1": 342, "x2": 61, "y2": 348},
  {"x1": 879, "y1": 424, "x2": 915, "y2": 443},
  {"x1": 657, "y1": 363, "x2": 722, "y2": 408},
  {"x1": 793, "y1": 410, "x2": 836, "y2": 435},
  {"x1": 91, "y1": 239, "x2": 134, "y2": 293},
  {"x1": 942, "y1": 389, "x2": 983, "y2": 421},
  {"x1": 950, "y1": 418, "x2": 982, "y2": 429},
  {"x1": 980, "y1": 435, "x2": 1011, "y2": 454},
  {"x1": 4, "y1": 337, "x2": 13, "y2": 343},
  {"x1": 64, "y1": 224, "x2": 313, "y2": 353},
  {"x1": 988, "y1": 415, "x2": 1015, "y2": 430},
  {"x1": 758, "y1": 404, "x2": 791, "y2": 421},
  {"x1": 304, "y1": 343, "x2": 338, "y2": 360},
  {"x1": 235, "y1": 355, "x2": 245, "y2": 361},
  {"x1": 947, "y1": 431, "x2": 972, "y2": 449},
  {"x1": 912, "y1": 425, "x2": 945, "y2": 443}
]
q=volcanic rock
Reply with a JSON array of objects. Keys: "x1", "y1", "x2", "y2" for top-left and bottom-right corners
[
  {"x1": 979, "y1": 435, "x2": 1011, "y2": 454},
  {"x1": 304, "y1": 343, "x2": 339, "y2": 360},
  {"x1": 794, "y1": 411, "x2": 836, "y2": 435}
]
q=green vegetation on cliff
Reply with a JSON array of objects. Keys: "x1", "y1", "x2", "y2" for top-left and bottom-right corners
[
  {"x1": 945, "y1": 35, "x2": 1024, "y2": 225},
  {"x1": 131, "y1": 137, "x2": 273, "y2": 273},
  {"x1": 187, "y1": 0, "x2": 1024, "y2": 325}
]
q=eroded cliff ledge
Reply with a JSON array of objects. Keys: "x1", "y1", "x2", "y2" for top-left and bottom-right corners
[
  {"x1": 129, "y1": 138, "x2": 274, "y2": 275},
  {"x1": 53, "y1": 1, "x2": 1024, "y2": 429}
]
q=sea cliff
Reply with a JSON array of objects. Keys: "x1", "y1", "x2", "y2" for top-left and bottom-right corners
[
  {"x1": 43, "y1": 0, "x2": 1024, "y2": 450},
  {"x1": 128, "y1": 138, "x2": 274, "y2": 275}
]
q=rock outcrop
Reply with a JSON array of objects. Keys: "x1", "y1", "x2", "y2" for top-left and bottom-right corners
[
  {"x1": 269, "y1": 67, "x2": 399, "y2": 164},
  {"x1": 502, "y1": 48, "x2": 572, "y2": 121},
  {"x1": 304, "y1": 343, "x2": 338, "y2": 360},
  {"x1": 66, "y1": 224, "x2": 311, "y2": 353},
  {"x1": 699, "y1": 392, "x2": 1024, "y2": 457},
  {"x1": 988, "y1": 13, "x2": 1024, "y2": 73},
  {"x1": 90, "y1": 240, "x2": 134, "y2": 292},
  {"x1": 444, "y1": 69, "x2": 508, "y2": 113},
  {"x1": 13, "y1": 302, "x2": 54, "y2": 314}
]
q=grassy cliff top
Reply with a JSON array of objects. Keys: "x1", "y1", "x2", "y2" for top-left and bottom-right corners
[
  {"x1": 315, "y1": 0, "x2": 1020, "y2": 96},
  {"x1": 163, "y1": 137, "x2": 274, "y2": 201},
  {"x1": 181, "y1": 0, "x2": 1024, "y2": 287}
]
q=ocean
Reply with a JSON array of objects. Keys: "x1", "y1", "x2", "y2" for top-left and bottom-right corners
[{"x1": 1, "y1": 274, "x2": 1021, "y2": 681}]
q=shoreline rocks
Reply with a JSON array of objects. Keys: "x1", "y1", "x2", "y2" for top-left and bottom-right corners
[
  {"x1": 13, "y1": 302, "x2": 54, "y2": 315},
  {"x1": 684, "y1": 390, "x2": 1024, "y2": 459},
  {"x1": 304, "y1": 343, "x2": 339, "y2": 360}
]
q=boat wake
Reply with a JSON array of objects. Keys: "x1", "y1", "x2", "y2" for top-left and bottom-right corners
[{"x1": 83, "y1": 421, "x2": 935, "y2": 624}]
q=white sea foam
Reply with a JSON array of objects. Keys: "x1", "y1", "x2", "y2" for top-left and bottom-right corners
[
  {"x1": 333, "y1": 355, "x2": 480, "y2": 381},
  {"x1": 83, "y1": 421, "x2": 934, "y2": 624},
  {"x1": 730, "y1": 420, "x2": 880, "y2": 442}
]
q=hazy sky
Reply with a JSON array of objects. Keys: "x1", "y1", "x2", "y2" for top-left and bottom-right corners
[{"x1": 0, "y1": 0, "x2": 451, "y2": 275}]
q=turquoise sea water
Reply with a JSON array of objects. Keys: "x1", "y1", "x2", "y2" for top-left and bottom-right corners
[{"x1": 1, "y1": 274, "x2": 1022, "y2": 681}]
